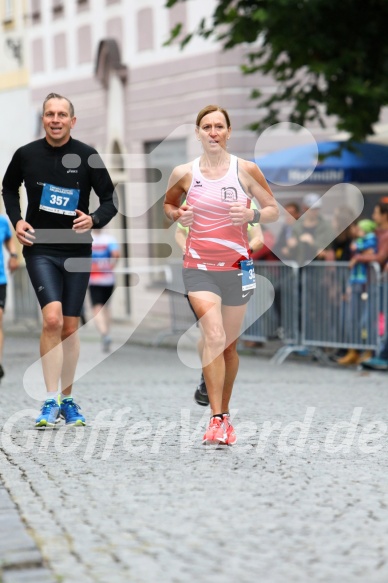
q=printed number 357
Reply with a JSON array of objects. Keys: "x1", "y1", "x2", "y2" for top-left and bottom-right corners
[{"x1": 50, "y1": 194, "x2": 69, "y2": 206}]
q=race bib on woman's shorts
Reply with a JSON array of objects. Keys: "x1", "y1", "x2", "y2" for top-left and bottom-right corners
[{"x1": 240, "y1": 259, "x2": 256, "y2": 291}]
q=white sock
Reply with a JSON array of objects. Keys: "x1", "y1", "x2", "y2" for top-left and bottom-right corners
[
  {"x1": 46, "y1": 391, "x2": 59, "y2": 402},
  {"x1": 61, "y1": 393, "x2": 72, "y2": 402}
]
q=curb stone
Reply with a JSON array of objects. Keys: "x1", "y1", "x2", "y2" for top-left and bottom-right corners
[{"x1": 0, "y1": 483, "x2": 55, "y2": 583}]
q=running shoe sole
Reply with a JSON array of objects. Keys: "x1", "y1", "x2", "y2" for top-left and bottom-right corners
[
  {"x1": 60, "y1": 414, "x2": 85, "y2": 426},
  {"x1": 361, "y1": 363, "x2": 388, "y2": 371},
  {"x1": 194, "y1": 389, "x2": 209, "y2": 406},
  {"x1": 202, "y1": 437, "x2": 227, "y2": 446},
  {"x1": 35, "y1": 419, "x2": 60, "y2": 429},
  {"x1": 64, "y1": 419, "x2": 86, "y2": 426}
]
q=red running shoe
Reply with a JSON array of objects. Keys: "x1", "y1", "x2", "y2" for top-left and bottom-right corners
[
  {"x1": 202, "y1": 417, "x2": 227, "y2": 445},
  {"x1": 222, "y1": 413, "x2": 237, "y2": 446}
]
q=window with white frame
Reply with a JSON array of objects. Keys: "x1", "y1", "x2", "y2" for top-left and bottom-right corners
[
  {"x1": 52, "y1": 0, "x2": 64, "y2": 16},
  {"x1": 4, "y1": 0, "x2": 14, "y2": 22},
  {"x1": 31, "y1": 0, "x2": 41, "y2": 23}
]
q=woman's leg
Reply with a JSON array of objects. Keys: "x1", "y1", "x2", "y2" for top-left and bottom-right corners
[
  {"x1": 221, "y1": 303, "x2": 248, "y2": 412},
  {"x1": 188, "y1": 291, "x2": 225, "y2": 415}
]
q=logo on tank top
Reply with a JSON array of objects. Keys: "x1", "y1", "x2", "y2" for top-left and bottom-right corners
[
  {"x1": 221, "y1": 187, "x2": 238, "y2": 201},
  {"x1": 194, "y1": 180, "x2": 203, "y2": 187}
]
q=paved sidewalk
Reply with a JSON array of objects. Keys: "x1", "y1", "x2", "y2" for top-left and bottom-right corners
[
  {"x1": 0, "y1": 318, "x2": 388, "y2": 583},
  {"x1": 0, "y1": 483, "x2": 54, "y2": 583}
]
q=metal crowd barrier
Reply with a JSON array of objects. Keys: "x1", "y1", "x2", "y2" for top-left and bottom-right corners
[
  {"x1": 161, "y1": 260, "x2": 386, "y2": 365},
  {"x1": 301, "y1": 261, "x2": 380, "y2": 349},
  {"x1": 240, "y1": 261, "x2": 299, "y2": 344},
  {"x1": 270, "y1": 261, "x2": 382, "y2": 364},
  {"x1": 12, "y1": 265, "x2": 40, "y2": 325},
  {"x1": 381, "y1": 271, "x2": 388, "y2": 353},
  {"x1": 152, "y1": 260, "x2": 196, "y2": 345}
]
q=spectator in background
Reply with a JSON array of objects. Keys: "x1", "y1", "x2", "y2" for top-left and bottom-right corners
[
  {"x1": 89, "y1": 229, "x2": 120, "y2": 352},
  {"x1": 356, "y1": 200, "x2": 388, "y2": 371},
  {"x1": 249, "y1": 223, "x2": 277, "y2": 262},
  {"x1": 327, "y1": 206, "x2": 359, "y2": 361},
  {"x1": 330, "y1": 206, "x2": 358, "y2": 262},
  {"x1": 349, "y1": 201, "x2": 388, "y2": 272},
  {"x1": 283, "y1": 193, "x2": 333, "y2": 266},
  {"x1": 273, "y1": 201, "x2": 301, "y2": 260},
  {"x1": 281, "y1": 194, "x2": 333, "y2": 353},
  {"x1": 337, "y1": 219, "x2": 378, "y2": 365},
  {"x1": 270, "y1": 202, "x2": 301, "y2": 339},
  {"x1": 0, "y1": 215, "x2": 19, "y2": 380}
]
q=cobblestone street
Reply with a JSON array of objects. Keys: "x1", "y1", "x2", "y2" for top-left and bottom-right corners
[{"x1": 1, "y1": 326, "x2": 388, "y2": 583}]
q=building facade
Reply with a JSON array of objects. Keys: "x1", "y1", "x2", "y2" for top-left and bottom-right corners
[{"x1": 2, "y1": 0, "x2": 387, "y2": 325}]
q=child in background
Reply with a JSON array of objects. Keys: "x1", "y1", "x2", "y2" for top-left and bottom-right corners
[
  {"x1": 349, "y1": 219, "x2": 378, "y2": 284},
  {"x1": 338, "y1": 219, "x2": 378, "y2": 365}
]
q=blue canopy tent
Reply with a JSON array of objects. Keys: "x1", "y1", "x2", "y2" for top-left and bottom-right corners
[{"x1": 257, "y1": 141, "x2": 388, "y2": 185}]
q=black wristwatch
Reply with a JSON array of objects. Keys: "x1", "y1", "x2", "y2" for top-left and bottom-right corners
[
  {"x1": 90, "y1": 213, "x2": 100, "y2": 227},
  {"x1": 249, "y1": 208, "x2": 261, "y2": 226}
]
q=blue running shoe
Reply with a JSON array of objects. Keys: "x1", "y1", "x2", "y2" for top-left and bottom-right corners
[
  {"x1": 361, "y1": 357, "x2": 388, "y2": 371},
  {"x1": 35, "y1": 399, "x2": 60, "y2": 429},
  {"x1": 60, "y1": 397, "x2": 86, "y2": 426}
]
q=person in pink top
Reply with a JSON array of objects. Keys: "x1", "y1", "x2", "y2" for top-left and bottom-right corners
[
  {"x1": 164, "y1": 104, "x2": 279, "y2": 446},
  {"x1": 88, "y1": 229, "x2": 120, "y2": 352}
]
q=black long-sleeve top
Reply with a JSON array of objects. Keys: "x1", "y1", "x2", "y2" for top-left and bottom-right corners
[{"x1": 2, "y1": 137, "x2": 118, "y2": 257}]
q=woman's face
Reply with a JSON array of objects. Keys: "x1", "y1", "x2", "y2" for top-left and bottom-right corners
[
  {"x1": 196, "y1": 111, "x2": 231, "y2": 153},
  {"x1": 372, "y1": 205, "x2": 382, "y2": 226}
]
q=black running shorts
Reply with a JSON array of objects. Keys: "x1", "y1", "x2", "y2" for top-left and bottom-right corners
[
  {"x1": 25, "y1": 255, "x2": 91, "y2": 317},
  {"x1": 182, "y1": 268, "x2": 253, "y2": 307},
  {"x1": 0, "y1": 284, "x2": 6, "y2": 310},
  {"x1": 89, "y1": 285, "x2": 114, "y2": 306}
]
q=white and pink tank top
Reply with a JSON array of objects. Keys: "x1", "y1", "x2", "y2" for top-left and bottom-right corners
[{"x1": 184, "y1": 155, "x2": 251, "y2": 271}]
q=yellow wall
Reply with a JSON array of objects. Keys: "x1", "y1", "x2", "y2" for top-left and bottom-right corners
[{"x1": 0, "y1": 69, "x2": 28, "y2": 89}]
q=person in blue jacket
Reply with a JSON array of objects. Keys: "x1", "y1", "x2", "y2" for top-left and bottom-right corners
[{"x1": 0, "y1": 215, "x2": 19, "y2": 380}]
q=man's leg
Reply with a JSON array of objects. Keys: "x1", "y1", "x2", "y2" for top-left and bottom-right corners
[
  {"x1": 58, "y1": 316, "x2": 86, "y2": 427},
  {"x1": 61, "y1": 316, "x2": 80, "y2": 397},
  {"x1": 35, "y1": 301, "x2": 63, "y2": 428},
  {"x1": 59, "y1": 262, "x2": 90, "y2": 426},
  {"x1": 40, "y1": 301, "x2": 64, "y2": 393},
  {"x1": 92, "y1": 303, "x2": 108, "y2": 336},
  {"x1": 92, "y1": 302, "x2": 112, "y2": 352},
  {"x1": 89, "y1": 285, "x2": 113, "y2": 351}
]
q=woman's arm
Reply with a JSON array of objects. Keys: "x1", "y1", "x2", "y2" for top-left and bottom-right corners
[
  {"x1": 164, "y1": 163, "x2": 192, "y2": 223},
  {"x1": 239, "y1": 159, "x2": 279, "y2": 224}
]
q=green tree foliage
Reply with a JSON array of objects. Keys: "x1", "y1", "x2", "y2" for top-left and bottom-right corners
[{"x1": 166, "y1": 0, "x2": 388, "y2": 141}]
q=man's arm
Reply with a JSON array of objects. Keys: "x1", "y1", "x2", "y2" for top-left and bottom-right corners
[
  {"x1": 88, "y1": 153, "x2": 118, "y2": 228},
  {"x1": 2, "y1": 149, "x2": 24, "y2": 228},
  {"x1": 4, "y1": 237, "x2": 19, "y2": 273}
]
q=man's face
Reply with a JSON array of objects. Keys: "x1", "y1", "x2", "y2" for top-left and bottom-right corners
[
  {"x1": 302, "y1": 205, "x2": 320, "y2": 224},
  {"x1": 42, "y1": 98, "x2": 76, "y2": 147},
  {"x1": 285, "y1": 205, "x2": 300, "y2": 224}
]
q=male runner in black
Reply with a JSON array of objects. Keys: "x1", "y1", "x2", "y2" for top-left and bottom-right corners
[{"x1": 2, "y1": 92, "x2": 117, "y2": 428}]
